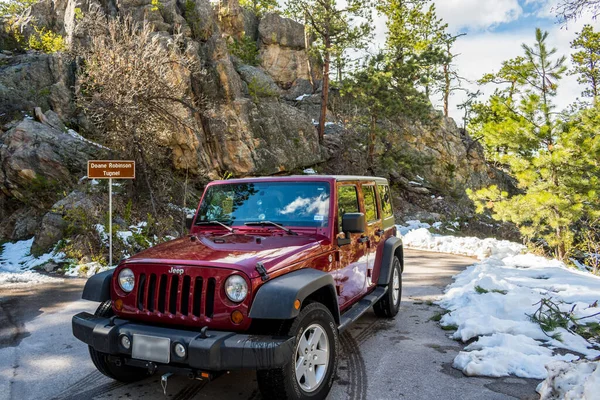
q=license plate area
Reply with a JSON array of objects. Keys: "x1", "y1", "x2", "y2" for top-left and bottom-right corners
[{"x1": 132, "y1": 334, "x2": 171, "y2": 363}]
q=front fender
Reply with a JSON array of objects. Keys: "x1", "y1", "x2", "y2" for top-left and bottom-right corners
[
  {"x1": 82, "y1": 269, "x2": 114, "y2": 302},
  {"x1": 249, "y1": 269, "x2": 340, "y2": 323}
]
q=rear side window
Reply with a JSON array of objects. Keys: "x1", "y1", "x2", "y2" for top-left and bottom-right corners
[
  {"x1": 378, "y1": 184, "x2": 393, "y2": 218},
  {"x1": 363, "y1": 185, "x2": 379, "y2": 223},
  {"x1": 338, "y1": 185, "x2": 359, "y2": 230}
]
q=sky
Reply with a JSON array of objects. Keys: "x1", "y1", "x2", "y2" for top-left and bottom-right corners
[{"x1": 378, "y1": 0, "x2": 599, "y2": 123}]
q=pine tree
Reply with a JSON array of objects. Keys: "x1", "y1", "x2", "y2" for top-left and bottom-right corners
[
  {"x1": 342, "y1": 53, "x2": 426, "y2": 166},
  {"x1": 439, "y1": 33, "x2": 466, "y2": 117},
  {"x1": 570, "y1": 24, "x2": 600, "y2": 98},
  {"x1": 284, "y1": 0, "x2": 372, "y2": 143},
  {"x1": 467, "y1": 28, "x2": 593, "y2": 260},
  {"x1": 379, "y1": 0, "x2": 448, "y2": 102}
]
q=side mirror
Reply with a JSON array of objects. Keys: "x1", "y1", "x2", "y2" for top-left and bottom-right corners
[
  {"x1": 342, "y1": 213, "x2": 365, "y2": 234},
  {"x1": 338, "y1": 213, "x2": 366, "y2": 246},
  {"x1": 186, "y1": 214, "x2": 195, "y2": 230}
]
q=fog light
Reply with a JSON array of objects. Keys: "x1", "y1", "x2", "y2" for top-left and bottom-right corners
[
  {"x1": 174, "y1": 343, "x2": 186, "y2": 358},
  {"x1": 120, "y1": 335, "x2": 131, "y2": 350},
  {"x1": 231, "y1": 310, "x2": 244, "y2": 324}
]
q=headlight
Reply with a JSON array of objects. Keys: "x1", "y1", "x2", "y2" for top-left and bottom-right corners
[
  {"x1": 118, "y1": 268, "x2": 135, "y2": 293},
  {"x1": 225, "y1": 274, "x2": 248, "y2": 303}
]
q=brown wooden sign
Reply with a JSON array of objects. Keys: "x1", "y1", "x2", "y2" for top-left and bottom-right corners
[{"x1": 88, "y1": 160, "x2": 135, "y2": 179}]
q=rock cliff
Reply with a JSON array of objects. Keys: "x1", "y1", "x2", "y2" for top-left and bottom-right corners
[{"x1": 1, "y1": 0, "x2": 324, "y2": 178}]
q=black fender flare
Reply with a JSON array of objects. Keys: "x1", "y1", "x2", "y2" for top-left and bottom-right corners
[
  {"x1": 248, "y1": 269, "x2": 340, "y2": 324},
  {"x1": 82, "y1": 269, "x2": 114, "y2": 302},
  {"x1": 377, "y1": 236, "x2": 404, "y2": 286}
]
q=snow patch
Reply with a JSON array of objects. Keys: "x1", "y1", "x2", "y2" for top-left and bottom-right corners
[
  {"x1": 66, "y1": 129, "x2": 110, "y2": 150},
  {"x1": 401, "y1": 227, "x2": 524, "y2": 260},
  {"x1": 0, "y1": 239, "x2": 64, "y2": 286},
  {"x1": 64, "y1": 262, "x2": 113, "y2": 278},
  {"x1": 397, "y1": 221, "x2": 600, "y2": 381},
  {"x1": 538, "y1": 360, "x2": 600, "y2": 399},
  {"x1": 295, "y1": 94, "x2": 310, "y2": 101},
  {"x1": 397, "y1": 221, "x2": 431, "y2": 236},
  {"x1": 453, "y1": 333, "x2": 578, "y2": 379}
]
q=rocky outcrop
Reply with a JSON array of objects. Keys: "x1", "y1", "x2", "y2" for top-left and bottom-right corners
[
  {"x1": 321, "y1": 115, "x2": 513, "y2": 199},
  {"x1": 0, "y1": 110, "x2": 103, "y2": 202},
  {"x1": 0, "y1": 208, "x2": 44, "y2": 241},
  {"x1": 236, "y1": 63, "x2": 281, "y2": 95},
  {"x1": 0, "y1": 52, "x2": 76, "y2": 125},
  {"x1": 0, "y1": 110, "x2": 104, "y2": 244},
  {"x1": 258, "y1": 13, "x2": 320, "y2": 87},
  {"x1": 32, "y1": 190, "x2": 100, "y2": 255},
  {"x1": 0, "y1": 0, "x2": 325, "y2": 180}
]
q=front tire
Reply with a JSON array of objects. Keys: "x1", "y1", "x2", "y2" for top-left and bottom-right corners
[
  {"x1": 257, "y1": 303, "x2": 339, "y2": 400},
  {"x1": 373, "y1": 256, "x2": 402, "y2": 318},
  {"x1": 88, "y1": 301, "x2": 150, "y2": 383}
]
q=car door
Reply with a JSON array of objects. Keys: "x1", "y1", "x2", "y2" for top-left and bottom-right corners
[
  {"x1": 361, "y1": 183, "x2": 383, "y2": 289},
  {"x1": 335, "y1": 183, "x2": 368, "y2": 310}
]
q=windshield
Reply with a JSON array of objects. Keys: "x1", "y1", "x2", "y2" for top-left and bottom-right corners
[{"x1": 197, "y1": 182, "x2": 331, "y2": 228}]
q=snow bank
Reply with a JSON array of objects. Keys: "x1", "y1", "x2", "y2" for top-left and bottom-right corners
[
  {"x1": 0, "y1": 239, "x2": 64, "y2": 287},
  {"x1": 454, "y1": 333, "x2": 578, "y2": 378},
  {"x1": 538, "y1": 360, "x2": 600, "y2": 399},
  {"x1": 397, "y1": 221, "x2": 600, "y2": 382},
  {"x1": 397, "y1": 221, "x2": 431, "y2": 236},
  {"x1": 439, "y1": 252, "x2": 600, "y2": 379},
  {"x1": 401, "y1": 227, "x2": 524, "y2": 260}
]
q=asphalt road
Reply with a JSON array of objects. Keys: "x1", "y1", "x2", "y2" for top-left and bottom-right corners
[{"x1": 0, "y1": 250, "x2": 541, "y2": 400}]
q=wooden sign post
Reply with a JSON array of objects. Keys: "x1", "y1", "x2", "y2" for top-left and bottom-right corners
[{"x1": 88, "y1": 161, "x2": 136, "y2": 267}]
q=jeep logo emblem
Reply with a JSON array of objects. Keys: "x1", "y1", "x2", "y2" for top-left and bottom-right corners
[{"x1": 168, "y1": 267, "x2": 184, "y2": 275}]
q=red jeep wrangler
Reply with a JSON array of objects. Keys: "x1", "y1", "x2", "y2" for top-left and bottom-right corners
[{"x1": 73, "y1": 175, "x2": 403, "y2": 400}]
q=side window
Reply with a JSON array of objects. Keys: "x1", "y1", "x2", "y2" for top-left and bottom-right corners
[
  {"x1": 363, "y1": 185, "x2": 379, "y2": 223},
  {"x1": 338, "y1": 185, "x2": 359, "y2": 230},
  {"x1": 378, "y1": 184, "x2": 393, "y2": 218}
]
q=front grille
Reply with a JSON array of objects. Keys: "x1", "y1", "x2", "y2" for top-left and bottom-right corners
[{"x1": 135, "y1": 271, "x2": 217, "y2": 318}]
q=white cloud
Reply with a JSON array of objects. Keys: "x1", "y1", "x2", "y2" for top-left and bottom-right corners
[{"x1": 433, "y1": 0, "x2": 523, "y2": 31}]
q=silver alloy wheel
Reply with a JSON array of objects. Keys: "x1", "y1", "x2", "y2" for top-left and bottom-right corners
[
  {"x1": 294, "y1": 323, "x2": 329, "y2": 392},
  {"x1": 392, "y1": 267, "x2": 400, "y2": 305}
]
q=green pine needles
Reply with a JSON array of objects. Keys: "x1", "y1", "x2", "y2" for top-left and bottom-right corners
[{"x1": 468, "y1": 28, "x2": 600, "y2": 261}]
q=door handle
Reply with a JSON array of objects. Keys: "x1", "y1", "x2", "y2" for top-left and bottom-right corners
[
  {"x1": 375, "y1": 229, "x2": 385, "y2": 237},
  {"x1": 357, "y1": 236, "x2": 370, "y2": 244}
]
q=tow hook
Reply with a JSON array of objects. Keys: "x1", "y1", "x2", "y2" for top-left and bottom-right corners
[
  {"x1": 161, "y1": 372, "x2": 173, "y2": 395},
  {"x1": 146, "y1": 361, "x2": 158, "y2": 374}
]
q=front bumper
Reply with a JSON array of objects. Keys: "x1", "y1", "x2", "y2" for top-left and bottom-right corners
[{"x1": 72, "y1": 312, "x2": 293, "y2": 371}]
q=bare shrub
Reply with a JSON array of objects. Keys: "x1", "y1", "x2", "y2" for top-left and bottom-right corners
[{"x1": 74, "y1": 8, "x2": 204, "y2": 214}]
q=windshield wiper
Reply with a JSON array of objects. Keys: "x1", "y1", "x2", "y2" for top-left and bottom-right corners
[
  {"x1": 244, "y1": 221, "x2": 298, "y2": 236},
  {"x1": 195, "y1": 220, "x2": 234, "y2": 233}
]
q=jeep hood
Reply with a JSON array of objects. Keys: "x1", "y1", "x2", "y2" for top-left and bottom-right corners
[{"x1": 123, "y1": 233, "x2": 328, "y2": 279}]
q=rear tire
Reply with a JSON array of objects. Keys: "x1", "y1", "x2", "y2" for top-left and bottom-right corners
[
  {"x1": 373, "y1": 256, "x2": 402, "y2": 318},
  {"x1": 257, "y1": 303, "x2": 339, "y2": 400},
  {"x1": 88, "y1": 301, "x2": 150, "y2": 383}
]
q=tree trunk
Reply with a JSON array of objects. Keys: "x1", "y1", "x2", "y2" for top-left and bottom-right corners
[
  {"x1": 556, "y1": 225, "x2": 566, "y2": 260},
  {"x1": 368, "y1": 113, "x2": 376, "y2": 166},
  {"x1": 443, "y1": 42, "x2": 451, "y2": 117},
  {"x1": 318, "y1": 39, "x2": 331, "y2": 144},
  {"x1": 443, "y1": 64, "x2": 450, "y2": 117}
]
